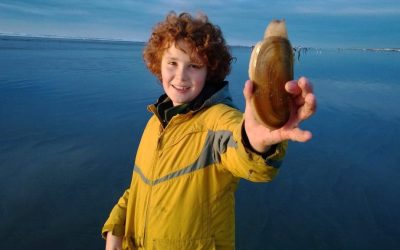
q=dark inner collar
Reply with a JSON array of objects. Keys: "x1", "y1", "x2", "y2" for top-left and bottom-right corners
[{"x1": 155, "y1": 81, "x2": 227, "y2": 126}]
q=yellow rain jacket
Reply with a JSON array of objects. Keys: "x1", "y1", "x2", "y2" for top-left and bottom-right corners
[{"x1": 102, "y1": 83, "x2": 287, "y2": 249}]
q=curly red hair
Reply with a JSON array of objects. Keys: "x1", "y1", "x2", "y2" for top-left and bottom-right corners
[{"x1": 143, "y1": 12, "x2": 233, "y2": 83}]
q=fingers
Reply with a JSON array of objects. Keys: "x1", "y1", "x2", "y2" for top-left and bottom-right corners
[
  {"x1": 282, "y1": 77, "x2": 316, "y2": 142},
  {"x1": 299, "y1": 93, "x2": 317, "y2": 120},
  {"x1": 243, "y1": 80, "x2": 255, "y2": 118},
  {"x1": 243, "y1": 78, "x2": 315, "y2": 145},
  {"x1": 283, "y1": 127, "x2": 313, "y2": 142},
  {"x1": 298, "y1": 77, "x2": 313, "y2": 98},
  {"x1": 285, "y1": 77, "x2": 313, "y2": 97},
  {"x1": 285, "y1": 77, "x2": 316, "y2": 121},
  {"x1": 243, "y1": 80, "x2": 253, "y2": 101},
  {"x1": 285, "y1": 80, "x2": 301, "y2": 95},
  {"x1": 293, "y1": 129, "x2": 313, "y2": 142}
]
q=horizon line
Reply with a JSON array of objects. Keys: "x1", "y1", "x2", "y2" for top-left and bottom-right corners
[{"x1": 1, "y1": 33, "x2": 399, "y2": 52}]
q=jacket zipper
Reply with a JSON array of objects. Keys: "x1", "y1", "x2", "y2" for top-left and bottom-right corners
[{"x1": 142, "y1": 127, "x2": 163, "y2": 247}]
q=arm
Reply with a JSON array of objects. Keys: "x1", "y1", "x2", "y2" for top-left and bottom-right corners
[
  {"x1": 102, "y1": 189, "x2": 130, "y2": 239},
  {"x1": 215, "y1": 77, "x2": 315, "y2": 181},
  {"x1": 243, "y1": 77, "x2": 317, "y2": 153},
  {"x1": 210, "y1": 105, "x2": 287, "y2": 182}
]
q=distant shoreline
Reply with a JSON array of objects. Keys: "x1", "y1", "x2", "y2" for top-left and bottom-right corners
[
  {"x1": 0, "y1": 33, "x2": 145, "y2": 45},
  {"x1": 1, "y1": 33, "x2": 399, "y2": 52}
]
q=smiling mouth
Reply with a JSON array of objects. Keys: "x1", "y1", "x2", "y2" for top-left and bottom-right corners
[{"x1": 171, "y1": 84, "x2": 190, "y2": 91}]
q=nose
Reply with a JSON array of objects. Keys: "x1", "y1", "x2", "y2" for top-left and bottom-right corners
[{"x1": 174, "y1": 65, "x2": 188, "y2": 82}]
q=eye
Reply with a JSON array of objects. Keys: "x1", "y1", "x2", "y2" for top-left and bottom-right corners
[
  {"x1": 189, "y1": 63, "x2": 203, "y2": 69},
  {"x1": 168, "y1": 61, "x2": 177, "y2": 66}
]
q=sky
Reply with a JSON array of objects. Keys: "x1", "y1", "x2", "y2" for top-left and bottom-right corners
[{"x1": 0, "y1": 0, "x2": 399, "y2": 48}]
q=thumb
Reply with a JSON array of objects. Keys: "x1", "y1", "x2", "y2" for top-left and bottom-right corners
[{"x1": 243, "y1": 80, "x2": 257, "y2": 122}]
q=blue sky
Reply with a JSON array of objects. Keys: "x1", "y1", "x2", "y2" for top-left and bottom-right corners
[{"x1": 0, "y1": 0, "x2": 399, "y2": 48}]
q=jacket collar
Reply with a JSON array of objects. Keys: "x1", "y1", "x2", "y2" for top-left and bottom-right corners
[
  {"x1": 195, "y1": 81, "x2": 236, "y2": 111},
  {"x1": 147, "y1": 81, "x2": 236, "y2": 125}
]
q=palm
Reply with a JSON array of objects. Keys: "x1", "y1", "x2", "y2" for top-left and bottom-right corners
[{"x1": 243, "y1": 77, "x2": 316, "y2": 153}]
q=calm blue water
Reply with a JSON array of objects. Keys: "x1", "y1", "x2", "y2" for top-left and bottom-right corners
[{"x1": 1, "y1": 36, "x2": 399, "y2": 250}]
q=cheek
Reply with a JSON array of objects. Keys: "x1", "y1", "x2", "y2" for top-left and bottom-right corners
[
  {"x1": 193, "y1": 68, "x2": 206, "y2": 80},
  {"x1": 194, "y1": 76, "x2": 206, "y2": 91},
  {"x1": 160, "y1": 65, "x2": 170, "y2": 80},
  {"x1": 198, "y1": 70, "x2": 207, "y2": 84}
]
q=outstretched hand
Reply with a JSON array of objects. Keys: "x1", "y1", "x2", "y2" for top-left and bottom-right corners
[{"x1": 243, "y1": 77, "x2": 317, "y2": 153}]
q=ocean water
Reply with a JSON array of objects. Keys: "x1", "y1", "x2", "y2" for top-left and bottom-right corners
[{"x1": 0, "y1": 36, "x2": 399, "y2": 249}]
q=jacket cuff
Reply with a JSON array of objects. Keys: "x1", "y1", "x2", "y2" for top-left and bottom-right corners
[
  {"x1": 101, "y1": 223, "x2": 125, "y2": 240},
  {"x1": 241, "y1": 122, "x2": 287, "y2": 166},
  {"x1": 263, "y1": 141, "x2": 287, "y2": 168}
]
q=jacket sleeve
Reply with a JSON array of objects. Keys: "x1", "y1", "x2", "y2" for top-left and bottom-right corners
[
  {"x1": 213, "y1": 105, "x2": 287, "y2": 182},
  {"x1": 101, "y1": 189, "x2": 129, "y2": 239}
]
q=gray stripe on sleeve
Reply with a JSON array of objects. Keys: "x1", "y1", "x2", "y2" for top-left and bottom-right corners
[{"x1": 134, "y1": 130, "x2": 237, "y2": 186}]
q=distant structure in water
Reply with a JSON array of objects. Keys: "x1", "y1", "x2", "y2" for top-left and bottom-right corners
[
  {"x1": 249, "y1": 45, "x2": 313, "y2": 61},
  {"x1": 293, "y1": 46, "x2": 315, "y2": 61}
]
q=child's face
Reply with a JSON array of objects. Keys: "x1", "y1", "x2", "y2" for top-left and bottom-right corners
[{"x1": 161, "y1": 41, "x2": 207, "y2": 106}]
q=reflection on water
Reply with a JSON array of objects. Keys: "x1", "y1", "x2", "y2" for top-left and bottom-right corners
[{"x1": 0, "y1": 37, "x2": 399, "y2": 249}]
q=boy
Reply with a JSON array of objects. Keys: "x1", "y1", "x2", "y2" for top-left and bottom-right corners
[{"x1": 103, "y1": 12, "x2": 316, "y2": 250}]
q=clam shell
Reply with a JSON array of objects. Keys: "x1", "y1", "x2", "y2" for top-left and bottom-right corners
[{"x1": 248, "y1": 20, "x2": 293, "y2": 129}]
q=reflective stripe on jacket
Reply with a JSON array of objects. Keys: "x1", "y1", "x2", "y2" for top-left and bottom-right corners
[{"x1": 102, "y1": 84, "x2": 287, "y2": 249}]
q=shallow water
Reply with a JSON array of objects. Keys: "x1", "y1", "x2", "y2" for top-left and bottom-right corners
[{"x1": 0, "y1": 37, "x2": 399, "y2": 249}]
